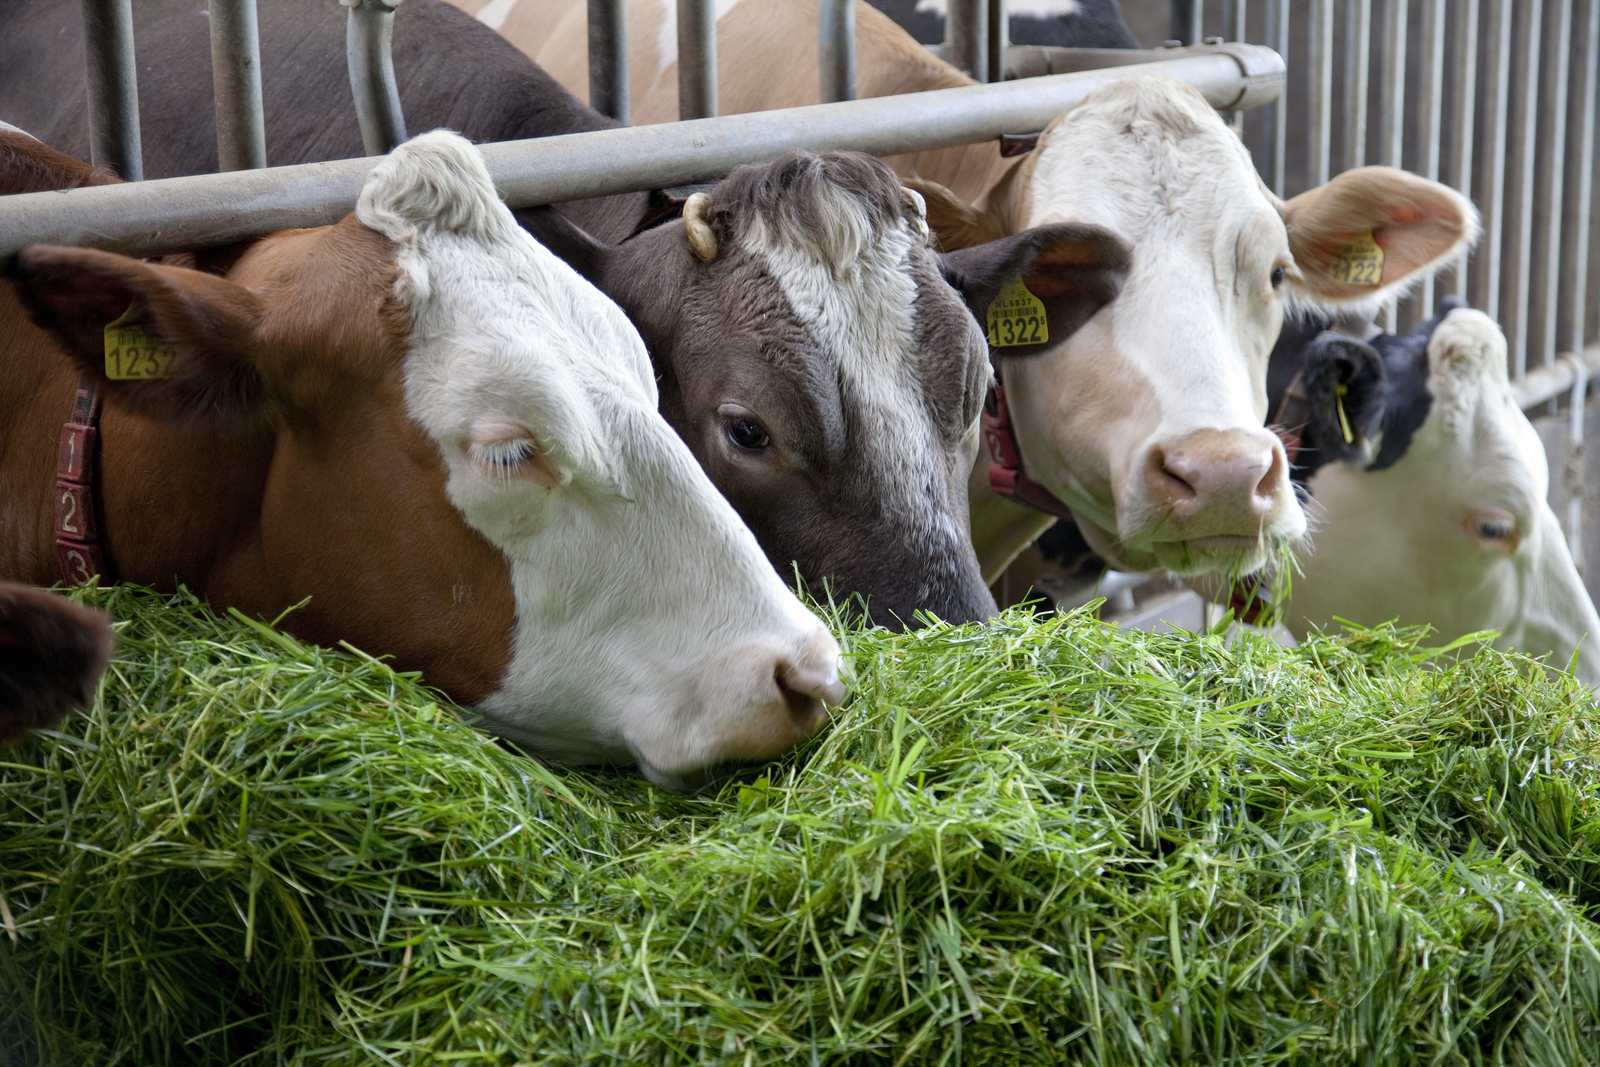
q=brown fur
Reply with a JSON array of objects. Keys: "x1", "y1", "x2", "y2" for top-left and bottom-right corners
[
  {"x1": 2, "y1": 140, "x2": 514, "y2": 705},
  {"x1": 0, "y1": 582, "x2": 114, "y2": 744},
  {"x1": 0, "y1": 128, "x2": 119, "y2": 196}
]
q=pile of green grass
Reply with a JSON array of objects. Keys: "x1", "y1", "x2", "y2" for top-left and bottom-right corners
[{"x1": 3, "y1": 584, "x2": 1600, "y2": 1066}]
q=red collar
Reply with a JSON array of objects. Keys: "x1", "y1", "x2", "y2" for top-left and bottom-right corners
[
  {"x1": 981, "y1": 383, "x2": 1076, "y2": 519},
  {"x1": 55, "y1": 378, "x2": 113, "y2": 585}
]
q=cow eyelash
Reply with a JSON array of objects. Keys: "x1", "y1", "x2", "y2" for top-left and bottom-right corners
[{"x1": 468, "y1": 438, "x2": 538, "y2": 475}]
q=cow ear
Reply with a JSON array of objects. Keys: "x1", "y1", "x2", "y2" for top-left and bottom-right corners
[
  {"x1": 9, "y1": 245, "x2": 266, "y2": 419},
  {"x1": 1282, "y1": 333, "x2": 1388, "y2": 474},
  {"x1": 903, "y1": 177, "x2": 1008, "y2": 251},
  {"x1": 0, "y1": 584, "x2": 113, "y2": 745},
  {"x1": 512, "y1": 206, "x2": 613, "y2": 286},
  {"x1": 938, "y1": 222, "x2": 1131, "y2": 356},
  {"x1": 1281, "y1": 166, "x2": 1478, "y2": 307}
]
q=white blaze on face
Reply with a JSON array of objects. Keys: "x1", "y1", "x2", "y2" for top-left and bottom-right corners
[
  {"x1": 741, "y1": 196, "x2": 980, "y2": 575},
  {"x1": 1291, "y1": 310, "x2": 1600, "y2": 686},
  {"x1": 1003, "y1": 77, "x2": 1302, "y2": 574},
  {"x1": 357, "y1": 131, "x2": 844, "y2": 785}
]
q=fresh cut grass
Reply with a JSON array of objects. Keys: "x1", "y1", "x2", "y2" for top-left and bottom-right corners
[{"x1": 3, "y1": 583, "x2": 1600, "y2": 1066}]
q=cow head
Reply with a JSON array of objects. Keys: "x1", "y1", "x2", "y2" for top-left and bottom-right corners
[
  {"x1": 1285, "y1": 308, "x2": 1600, "y2": 685},
  {"x1": 916, "y1": 76, "x2": 1475, "y2": 580},
  {"x1": 523, "y1": 151, "x2": 1129, "y2": 629},
  {"x1": 10, "y1": 131, "x2": 844, "y2": 787}
]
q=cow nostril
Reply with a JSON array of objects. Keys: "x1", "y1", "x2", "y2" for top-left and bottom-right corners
[
  {"x1": 1146, "y1": 446, "x2": 1199, "y2": 505},
  {"x1": 1255, "y1": 446, "x2": 1287, "y2": 501},
  {"x1": 775, "y1": 669, "x2": 831, "y2": 734}
]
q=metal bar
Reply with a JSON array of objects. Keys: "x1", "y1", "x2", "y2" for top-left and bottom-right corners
[
  {"x1": 1448, "y1": 0, "x2": 1479, "y2": 299},
  {"x1": 588, "y1": 0, "x2": 629, "y2": 123},
  {"x1": 949, "y1": 0, "x2": 988, "y2": 82},
  {"x1": 1308, "y1": 0, "x2": 1334, "y2": 188},
  {"x1": 1416, "y1": 0, "x2": 1445, "y2": 315},
  {"x1": 987, "y1": 0, "x2": 1006, "y2": 84},
  {"x1": 1564, "y1": 0, "x2": 1599, "y2": 355},
  {"x1": 1344, "y1": 0, "x2": 1371, "y2": 172},
  {"x1": 1562, "y1": 353, "x2": 1588, "y2": 570},
  {"x1": 1503, "y1": 0, "x2": 1542, "y2": 377},
  {"x1": 819, "y1": 0, "x2": 856, "y2": 103},
  {"x1": 0, "y1": 48, "x2": 1284, "y2": 262},
  {"x1": 1534, "y1": 0, "x2": 1573, "y2": 369},
  {"x1": 1377, "y1": 0, "x2": 1405, "y2": 332},
  {"x1": 1511, "y1": 343, "x2": 1600, "y2": 408},
  {"x1": 80, "y1": 0, "x2": 142, "y2": 181},
  {"x1": 1474, "y1": 0, "x2": 1512, "y2": 321},
  {"x1": 1221, "y1": 0, "x2": 1244, "y2": 128},
  {"x1": 208, "y1": 0, "x2": 267, "y2": 171},
  {"x1": 345, "y1": 0, "x2": 407, "y2": 156},
  {"x1": 1171, "y1": 0, "x2": 1204, "y2": 46},
  {"x1": 677, "y1": 0, "x2": 716, "y2": 119},
  {"x1": 1264, "y1": 0, "x2": 1286, "y2": 195}
]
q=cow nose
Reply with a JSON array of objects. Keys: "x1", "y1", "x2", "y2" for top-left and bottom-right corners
[
  {"x1": 1143, "y1": 429, "x2": 1288, "y2": 525},
  {"x1": 776, "y1": 629, "x2": 848, "y2": 733}
]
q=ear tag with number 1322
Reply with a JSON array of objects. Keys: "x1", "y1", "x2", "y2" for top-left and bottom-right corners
[
  {"x1": 986, "y1": 276, "x2": 1049, "y2": 348},
  {"x1": 104, "y1": 302, "x2": 178, "y2": 380}
]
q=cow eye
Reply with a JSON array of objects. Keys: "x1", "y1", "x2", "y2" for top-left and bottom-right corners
[
  {"x1": 1466, "y1": 509, "x2": 1518, "y2": 551},
  {"x1": 1270, "y1": 266, "x2": 1286, "y2": 289},
  {"x1": 725, "y1": 417, "x2": 770, "y2": 451},
  {"x1": 1473, "y1": 516, "x2": 1514, "y2": 540},
  {"x1": 468, "y1": 437, "x2": 537, "y2": 473}
]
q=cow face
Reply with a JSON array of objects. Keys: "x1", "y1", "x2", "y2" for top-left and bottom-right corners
[
  {"x1": 1287, "y1": 309, "x2": 1600, "y2": 686},
  {"x1": 11, "y1": 132, "x2": 843, "y2": 787},
  {"x1": 524, "y1": 151, "x2": 1129, "y2": 629},
  {"x1": 918, "y1": 76, "x2": 1475, "y2": 580}
]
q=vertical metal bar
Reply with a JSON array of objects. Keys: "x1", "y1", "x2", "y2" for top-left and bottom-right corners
[
  {"x1": 1344, "y1": 0, "x2": 1371, "y2": 172},
  {"x1": 677, "y1": 0, "x2": 716, "y2": 119},
  {"x1": 345, "y1": 0, "x2": 407, "y2": 156},
  {"x1": 208, "y1": 0, "x2": 266, "y2": 171},
  {"x1": 1449, "y1": 0, "x2": 1479, "y2": 299},
  {"x1": 1260, "y1": 0, "x2": 1286, "y2": 195},
  {"x1": 1473, "y1": 0, "x2": 1512, "y2": 322},
  {"x1": 818, "y1": 0, "x2": 855, "y2": 103},
  {"x1": 1564, "y1": 0, "x2": 1599, "y2": 354},
  {"x1": 987, "y1": 0, "x2": 1006, "y2": 83},
  {"x1": 1172, "y1": 0, "x2": 1204, "y2": 46},
  {"x1": 81, "y1": 0, "x2": 142, "y2": 181},
  {"x1": 1416, "y1": 0, "x2": 1446, "y2": 316},
  {"x1": 588, "y1": 0, "x2": 629, "y2": 123},
  {"x1": 949, "y1": 0, "x2": 988, "y2": 83},
  {"x1": 1377, "y1": 0, "x2": 1406, "y2": 332},
  {"x1": 1308, "y1": 0, "x2": 1333, "y2": 189},
  {"x1": 1223, "y1": 0, "x2": 1245, "y2": 128},
  {"x1": 1503, "y1": 0, "x2": 1542, "y2": 377},
  {"x1": 1535, "y1": 1, "x2": 1573, "y2": 369}
]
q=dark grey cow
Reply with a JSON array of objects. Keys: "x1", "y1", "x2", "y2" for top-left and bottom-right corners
[
  {"x1": 0, "y1": 584, "x2": 113, "y2": 745},
  {"x1": 0, "y1": 0, "x2": 649, "y2": 241},
  {"x1": 526, "y1": 150, "x2": 1132, "y2": 627}
]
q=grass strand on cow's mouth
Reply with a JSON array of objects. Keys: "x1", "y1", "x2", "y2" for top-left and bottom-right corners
[{"x1": 4, "y1": 584, "x2": 1600, "y2": 1065}]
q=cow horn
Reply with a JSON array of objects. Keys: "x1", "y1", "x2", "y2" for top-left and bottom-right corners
[
  {"x1": 903, "y1": 187, "x2": 931, "y2": 243},
  {"x1": 683, "y1": 192, "x2": 718, "y2": 262}
]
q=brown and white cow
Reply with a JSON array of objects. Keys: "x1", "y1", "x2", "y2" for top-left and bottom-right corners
[
  {"x1": 510, "y1": 1, "x2": 1475, "y2": 584},
  {"x1": 1, "y1": 128, "x2": 843, "y2": 788}
]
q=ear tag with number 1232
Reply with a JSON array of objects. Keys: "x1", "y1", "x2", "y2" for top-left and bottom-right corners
[
  {"x1": 986, "y1": 276, "x2": 1049, "y2": 348},
  {"x1": 1328, "y1": 229, "x2": 1384, "y2": 287},
  {"x1": 104, "y1": 302, "x2": 178, "y2": 380}
]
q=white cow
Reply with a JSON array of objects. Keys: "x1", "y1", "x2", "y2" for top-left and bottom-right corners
[{"x1": 477, "y1": 0, "x2": 1476, "y2": 589}]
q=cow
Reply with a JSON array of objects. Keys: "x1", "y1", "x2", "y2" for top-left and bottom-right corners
[
  {"x1": 518, "y1": 149, "x2": 1131, "y2": 626},
  {"x1": 1257, "y1": 303, "x2": 1600, "y2": 685},
  {"x1": 2, "y1": 127, "x2": 846, "y2": 789},
  {"x1": 869, "y1": 0, "x2": 1142, "y2": 50},
  {"x1": 0, "y1": 583, "x2": 114, "y2": 745},
  {"x1": 0, "y1": 0, "x2": 1116, "y2": 629}
]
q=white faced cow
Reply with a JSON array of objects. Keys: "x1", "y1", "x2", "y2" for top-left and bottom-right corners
[
  {"x1": 1266, "y1": 306, "x2": 1600, "y2": 686},
  {"x1": 499, "y1": 3, "x2": 1475, "y2": 586},
  {"x1": 3, "y1": 129, "x2": 843, "y2": 788}
]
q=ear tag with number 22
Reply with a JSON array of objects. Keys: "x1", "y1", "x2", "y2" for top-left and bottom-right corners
[
  {"x1": 104, "y1": 302, "x2": 179, "y2": 380},
  {"x1": 1328, "y1": 229, "x2": 1385, "y2": 287},
  {"x1": 986, "y1": 276, "x2": 1050, "y2": 348}
]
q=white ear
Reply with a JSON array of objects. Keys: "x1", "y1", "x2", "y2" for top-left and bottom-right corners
[
  {"x1": 683, "y1": 192, "x2": 719, "y2": 262},
  {"x1": 357, "y1": 129, "x2": 516, "y2": 243},
  {"x1": 1279, "y1": 166, "x2": 1479, "y2": 310}
]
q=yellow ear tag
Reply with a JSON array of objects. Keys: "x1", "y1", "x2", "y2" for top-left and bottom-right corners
[
  {"x1": 1334, "y1": 383, "x2": 1354, "y2": 444},
  {"x1": 985, "y1": 276, "x2": 1049, "y2": 348},
  {"x1": 103, "y1": 302, "x2": 178, "y2": 380},
  {"x1": 1328, "y1": 229, "x2": 1384, "y2": 287}
]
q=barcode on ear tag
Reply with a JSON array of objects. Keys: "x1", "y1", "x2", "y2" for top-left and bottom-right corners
[
  {"x1": 985, "y1": 276, "x2": 1049, "y2": 348},
  {"x1": 1328, "y1": 229, "x2": 1385, "y2": 287},
  {"x1": 103, "y1": 301, "x2": 178, "y2": 380}
]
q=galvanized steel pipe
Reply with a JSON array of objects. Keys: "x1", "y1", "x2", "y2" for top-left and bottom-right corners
[
  {"x1": 345, "y1": 0, "x2": 408, "y2": 156},
  {"x1": 588, "y1": 0, "x2": 629, "y2": 123},
  {"x1": 948, "y1": 0, "x2": 988, "y2": 82},
  {"x1": 209, "y1": 0, "x2": 267, "y2": 171},
  {"x1": 0, "y1": 47, "x2": 1284, "y2": 262},
  {"x1": 677, "y1": 0, "x2": 716, "y2": 119},
  {"x1": 818, "y1": 0, "x2": 856, "y2": 103},
  {"x1": 80, "y1": 0, "x2": 143, "y2": 181}
]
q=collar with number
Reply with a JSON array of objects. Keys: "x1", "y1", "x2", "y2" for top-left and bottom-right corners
[{"x1": 55, "y1": 378, "x2": 114, "y2": 585}]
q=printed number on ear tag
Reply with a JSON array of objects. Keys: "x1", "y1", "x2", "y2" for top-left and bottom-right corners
[
  {"x1": 1329, "y1": 229, "x2": 1385, "y2": 287},
  {"x1": 103, "y1": 301, "x2": 178, "y2": 380},
  {"x1": 986, "y1": 276, "x2": 1049, "y2": 348}
]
